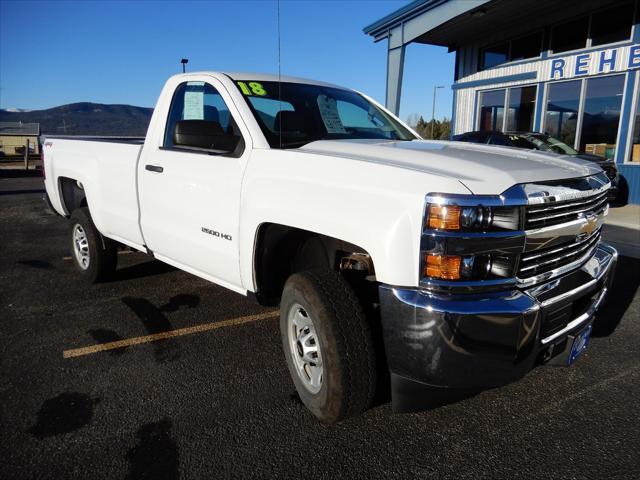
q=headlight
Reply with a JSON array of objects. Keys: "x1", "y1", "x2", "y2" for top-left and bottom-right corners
[
  {"x1": 426, "y1": 204, "x2": 521, "y2": 232},
  {"x1": 422, "y1": 253, "x2": 517, "y2": 281},
  {"x1": 421, "y1": 195, "x2": 524, "y2": 284}
]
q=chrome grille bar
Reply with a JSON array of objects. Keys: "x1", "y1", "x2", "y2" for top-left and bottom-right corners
[
  {"x1": 519, "y1": 231, "x2": 601, "y2": 274},
  {"x1": 526, "y1": 194, "x2": 608, "y2": 228},
  {"x1": 519, "y1": 228, "x2": 602, "y2": 265},
  {"x1": 527, "y1": 191, "x2": 607, "y2": 215}
]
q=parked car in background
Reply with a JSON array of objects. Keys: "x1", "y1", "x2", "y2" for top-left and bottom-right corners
[{"x1": 451, "y1": 131, "x2": 619, "y2": 202}]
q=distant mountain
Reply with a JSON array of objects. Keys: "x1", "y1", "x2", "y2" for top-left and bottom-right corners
[{"x1": 0, "y1": 102, "x2": 153, "y2": 136}]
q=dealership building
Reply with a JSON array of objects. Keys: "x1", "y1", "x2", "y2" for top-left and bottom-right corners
[{"x1": 365, "y1": 0, "x2": 640, "y2": 203}]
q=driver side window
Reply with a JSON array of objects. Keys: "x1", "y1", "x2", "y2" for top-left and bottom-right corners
[{"x1": 163, "y1": 82, "x2": 243, "y2": 155}]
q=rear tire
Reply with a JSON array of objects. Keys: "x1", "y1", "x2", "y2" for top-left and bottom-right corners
[
  {"x1": 69, "y1": 207, "x2": 117, "y2": 283},
  {"x1": 280, "y1": 270, "x2": 376, "y2": 423}
]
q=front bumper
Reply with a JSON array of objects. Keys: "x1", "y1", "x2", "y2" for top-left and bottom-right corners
[{"x1": 379, "y1": 243, "x2": 617, "y2": 398}]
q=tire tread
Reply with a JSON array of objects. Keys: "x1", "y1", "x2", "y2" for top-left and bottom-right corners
[{"x1": 284, "y1": 270, "x2": 376, "y2": 421}]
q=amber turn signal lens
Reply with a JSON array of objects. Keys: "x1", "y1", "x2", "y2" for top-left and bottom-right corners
[
  {"x1": 427, "y1": 205, "x2": 461, "y2": 230},
  {"x1": 424, "y1": 254, "x2": 461, "y2": 280}
]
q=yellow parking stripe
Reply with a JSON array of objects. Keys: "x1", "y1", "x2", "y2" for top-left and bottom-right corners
[{"x1": 63, "y1": 310, "x2": 279, "y2": 358}]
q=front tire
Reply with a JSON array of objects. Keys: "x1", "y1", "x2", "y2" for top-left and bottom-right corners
[
  {"x1": 280, "y1": 270, "x2": 376, "y2": 423},
  {"x1": 70, "y1": 207, "x2": 117, "y2": 283}
]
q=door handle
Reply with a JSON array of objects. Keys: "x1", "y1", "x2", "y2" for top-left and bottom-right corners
[{"x1": 145, "y1": 164, "x2": 164, "y2": 173}]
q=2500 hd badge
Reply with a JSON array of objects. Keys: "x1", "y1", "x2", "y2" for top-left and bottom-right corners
[{"x1": 202, "y1": 227, "x2": 232, "y2": 241}]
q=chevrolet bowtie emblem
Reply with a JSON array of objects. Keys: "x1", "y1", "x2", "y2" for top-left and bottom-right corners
[{"x1": 579, "y1": 214, "x2": 598, "y2": 237}]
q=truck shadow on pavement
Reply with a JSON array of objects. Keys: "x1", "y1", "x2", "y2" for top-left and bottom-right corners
[
  {"x1": 108, "y1": 259, "x2": 176, "y2": 283},
  {"x1": 87, "y1": 328, "x2": 128, "y2": 356},
  {"x1": 28, "y1": 392, "x2": 100, "y2": 439},
  {"x1": 121, "y1": 294, "x2": 200, "y2": 363},
  {"x1": 592, "y1": 255, "x2": 640, "y2": 337},
  {"x1": 125, "y1": 418, "x2": 179, "y2": 480}
]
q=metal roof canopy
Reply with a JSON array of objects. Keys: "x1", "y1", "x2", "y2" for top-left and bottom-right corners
[
  {"x1": 363, "y1": 0, "x2": 629, "y2": 115},
  {"x1": 363, "y1": 0, "x2": 492, "y2": 114}
]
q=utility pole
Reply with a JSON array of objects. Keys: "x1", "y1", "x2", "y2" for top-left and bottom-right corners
[
  {"x1": 181, "y1": 58, "x2": 189, "y2": 73},
  {"x1": 431, "y1": 85, "x2": 444, "y2": 140},
  {"x1": 24, "y1": 139, "x2": 29, "y2": 170}
]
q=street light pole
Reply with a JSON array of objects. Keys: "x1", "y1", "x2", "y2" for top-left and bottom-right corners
[{"x1": 431, "y1": 85, "x2": 444, "y2": 139}]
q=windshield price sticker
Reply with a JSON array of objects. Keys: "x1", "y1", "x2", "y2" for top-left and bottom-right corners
[
  {"x1": 237, "y1": 81, "x2": 267, "y2": 96},
  {"x1": 317, "y1": 94, "x2": 346, "y2": 134}
]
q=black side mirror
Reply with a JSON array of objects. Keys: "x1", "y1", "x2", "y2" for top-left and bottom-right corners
[{"x1": 173, "y1": 120, "x2": 240, "y2": 153}]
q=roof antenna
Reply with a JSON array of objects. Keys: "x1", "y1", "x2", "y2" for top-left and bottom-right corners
[
  {"x1": 277, "y1": 0, "x2": 282, "y2": 149},
  {"x1": 181, "y1": 58, "x2": 189, "y2": 73}
]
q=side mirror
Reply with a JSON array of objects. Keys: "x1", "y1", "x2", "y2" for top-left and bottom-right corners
[{"x1": 173, "y1": 120, "x2": 240, "y2": 153}]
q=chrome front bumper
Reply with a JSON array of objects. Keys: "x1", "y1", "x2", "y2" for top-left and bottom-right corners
[{"x1": 379, "y1": 243, "x2": 617, "y2": 398}]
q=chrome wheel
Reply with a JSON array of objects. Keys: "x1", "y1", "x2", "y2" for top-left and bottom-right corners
[
  {"x1": 72, "y1": 223, "x2": 90, "y2": 270},
  {"x1": 287, "y1": 303, "x2": 323, "y2": 394}
]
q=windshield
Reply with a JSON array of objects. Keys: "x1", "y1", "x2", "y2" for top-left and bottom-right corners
[
  {"x1": 509, "y1": 133, "x2": 578, "y2": 155},
  {"x1": 234, "y1": 80, "x2": 417, "y2": 148}
]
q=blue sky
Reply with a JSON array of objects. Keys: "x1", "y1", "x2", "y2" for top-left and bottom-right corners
[{"x1": 0, "y1": 0, "x2": 454, "y2": 122}]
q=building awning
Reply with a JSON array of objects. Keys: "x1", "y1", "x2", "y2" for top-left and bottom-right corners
[
  {"x1": 364, "y1": 0, "x2": 623, "y2": 50},
  {"x1": 363, "y1": 0, "x2": 492, "y2": 47}
]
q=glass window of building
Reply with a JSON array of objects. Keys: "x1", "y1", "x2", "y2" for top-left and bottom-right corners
[
  {"x1": 478, "y1": 89, "x2": 506, "y2": 131},
  {"x1": 590, "y1": 2, "x2": 634, "y2": 46},
  {"x1": 510, "y1": 32, "x2": 542, "y2": 62},
  {"x1": 506, "y1": 86, "x2": 537, "y2": 131},
  {"x1": 550, "y1": 16, "x2": 589, "y2": 53},
  {"x1": 544, "y1": 80, "x2": 581, "y2": 147},
  {"x1": 629, "y1": 88, "x2": 640, "y2": 163},
  {"x1": 579, "y1": 75, "x2": 625, "y2": 159},
  {"x1": 481, "y1": 43, "x2": 509, "y2": 69},
  {"x1": 480, "y1": 32, "x2": 542, "y2": 70}
]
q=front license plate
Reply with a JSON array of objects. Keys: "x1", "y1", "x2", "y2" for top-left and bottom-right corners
[{"x1": 568, "y1": 324, "x2": 592, "y2": 365}]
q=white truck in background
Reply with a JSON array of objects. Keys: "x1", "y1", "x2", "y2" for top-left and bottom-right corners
[{"x1": 43, "y1": 72, "x2": 616, "y2": 422}]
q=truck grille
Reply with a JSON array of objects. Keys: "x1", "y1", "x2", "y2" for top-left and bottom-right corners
[
  {"x1": 525, "y1": 190, "x2": 608, "y2": 229},
  {"x1": 518, "y1": 229, "x2": 601, "y2": 279}
]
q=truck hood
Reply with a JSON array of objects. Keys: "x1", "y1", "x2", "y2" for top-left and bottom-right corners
[{"x1": 299, "y1": 139, "x2": 602, "y2": 195}]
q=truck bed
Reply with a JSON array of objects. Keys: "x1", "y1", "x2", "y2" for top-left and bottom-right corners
[{"x1": 43, "y1": 136, "x2": 146, "y2": 250}]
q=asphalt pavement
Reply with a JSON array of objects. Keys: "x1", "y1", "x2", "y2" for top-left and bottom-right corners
[{"x1": 1, "y1": 171, "x2": 639, "y2": 479}]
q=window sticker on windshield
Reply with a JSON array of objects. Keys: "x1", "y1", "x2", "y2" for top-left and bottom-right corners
[
  {"x1": 317, "y1": 94, "x2": 347, "y2": 134},
  {"x1": 183, "y1": 85, "x2": 204, "y2": 120},
  {"x1": 237, "y1": 81, "x2": 267, "y2": 96}
]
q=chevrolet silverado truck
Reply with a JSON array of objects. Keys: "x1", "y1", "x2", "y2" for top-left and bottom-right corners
[{"x1": 42, "y1": 72, "x2": 617, "y2": 422}]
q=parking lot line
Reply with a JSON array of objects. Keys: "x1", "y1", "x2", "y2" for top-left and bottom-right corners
[{"x1": 63, "y1": 310, "x2": 279, "y2": 358}]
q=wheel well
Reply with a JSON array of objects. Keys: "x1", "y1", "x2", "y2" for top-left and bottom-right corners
[
  {"x1": 59, "y1": 177, "x2": 87, "y2": 216},
  {"x1": 253, "y1": 223, "x2": 375, "y2": 305}
]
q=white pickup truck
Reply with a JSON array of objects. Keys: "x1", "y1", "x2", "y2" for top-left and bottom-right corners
[{"x1": 43, "y1": 72, "x2": 617, "y2": 422}]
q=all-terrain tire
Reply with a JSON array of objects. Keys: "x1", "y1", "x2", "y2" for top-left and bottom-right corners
[
  {"x1": 69, "y1": 207, "x2": 117, "y2": 283},
  {"x1": 280, "y1": 270, "x2": 377, "y2": 423}
]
